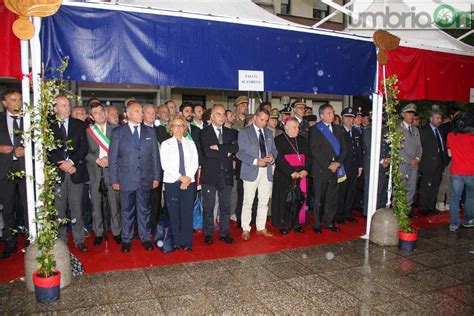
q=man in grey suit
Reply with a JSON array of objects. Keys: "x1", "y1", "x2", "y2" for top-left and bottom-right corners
[
  {"x1": 237, "y1": 108, "x2": 278, "y2": 241},
  {"x1": 85, "y1": 102, "x2": 122, "y2": 247},
  {"x1": 399, "y1": 103, "x2": 422, "y2": 217},
  {"x1": 109, "y1": 101, "x2": 161, "y2": 253}
]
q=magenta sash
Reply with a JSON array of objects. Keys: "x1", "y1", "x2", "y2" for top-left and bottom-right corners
[{"x1": 284, "y1": 154, "x2": 307, "y2": 224}]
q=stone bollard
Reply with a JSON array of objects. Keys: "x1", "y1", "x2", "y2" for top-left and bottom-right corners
[
  {"x1": 370, "y1": 208, "x2": 399, "y2": 246},
  {"x1": 24, "y1": 239, "x2": 72, "y2": 292}
]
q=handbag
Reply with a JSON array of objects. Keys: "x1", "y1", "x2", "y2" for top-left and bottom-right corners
[
  {"x1": 193, "y1": 192, "x2": 203, "y2": 230},
  {"x1": 154, "y1": 215, "x2": 174, "y2": 253}
]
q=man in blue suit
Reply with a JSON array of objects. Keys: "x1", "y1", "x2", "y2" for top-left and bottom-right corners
[
  {"x1": 237, "y1": 108, "x2": 278, "y2": 241},
  {"x1": 109, "y1": 101, "x2": 161, "y2": 253}
]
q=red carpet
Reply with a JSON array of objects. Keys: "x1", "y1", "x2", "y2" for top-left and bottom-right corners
[{"x1": 0, "y1": 211, "x2": 450, "y2": 283}]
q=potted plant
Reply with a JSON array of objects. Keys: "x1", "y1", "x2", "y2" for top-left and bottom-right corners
[
  {"x1": 384, "y1": 75, "x2": 418, "y2": 251},
  {"x1": 16, "y1": 59, "x2": 72, "y2": 303}
]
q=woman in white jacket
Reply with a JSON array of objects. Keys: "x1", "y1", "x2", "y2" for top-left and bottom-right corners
[{"x1": 160, "y1": 116, "x2": 199, "y2": 251}]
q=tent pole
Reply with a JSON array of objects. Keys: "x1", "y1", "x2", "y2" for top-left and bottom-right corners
[
  {"x1": 362, "y1": 58, "x2": 383, "y2": 239},
  {"x1": 30, "y1": 17, "x2": 43, "y2": 236},
  {"x1": 21, "y1": 31, "x2": 36, "y2": 240}
]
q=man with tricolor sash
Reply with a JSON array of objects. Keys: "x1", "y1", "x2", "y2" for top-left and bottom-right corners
[{"x1": 85, "y1": 102, "x2": 122, "y2": 247}]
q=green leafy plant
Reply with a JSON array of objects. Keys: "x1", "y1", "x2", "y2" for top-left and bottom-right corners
[
  {"x1": 23, "y1": 58, "x2": 72, "y2": 277},
  {"x1": 384, "y1": 75, "x2": 414, "y2": 234}
]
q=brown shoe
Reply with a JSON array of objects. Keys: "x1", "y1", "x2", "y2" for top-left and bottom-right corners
[
  {"x1": 241, "y1": 231, "x2": 250, "y2": 241},
  {"x1": 256, "y1": 229, "x2": 274, "y2": 237}
]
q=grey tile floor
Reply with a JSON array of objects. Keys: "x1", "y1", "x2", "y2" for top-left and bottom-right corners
[{"x1": 1, "y1": 225, "x2": 473, "y2": 315}]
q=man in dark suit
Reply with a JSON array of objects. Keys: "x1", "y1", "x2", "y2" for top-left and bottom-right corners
[
  {"x1": 0, "y1": 90, "x2": 27, "y2": 259},
  {"x1": 336, "y1": 107, "x2": 362, "y2": 224},
  {"x1": 200, "y1": 105, "x2": 239, "y2": 245},
  {"x1": 419, "y1": 110, "x2": 447, "y2": 215},
  {"x1": 49, "y1": 95, "x2": 90, "y2": 252},
  {"x1": 85, "y1": 102, "x2": 121, "y2": 246},
  {"x1": 109, "y1": 101, "x2": 161, "y2": 253},
  {"x1": 362, "y1": 120, "x2": 390, "y2": 216},
  {"x1": 309, "y1": 104, "x2": 347, "y2": 233}
]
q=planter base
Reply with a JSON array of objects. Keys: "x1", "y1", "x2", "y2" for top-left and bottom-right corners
[
  {"x1": 369, "y1": 208, "x2": 399, "y2": 246},
  {"x1": 398, "y1": 230, "x2": 418, "y2": 252}
]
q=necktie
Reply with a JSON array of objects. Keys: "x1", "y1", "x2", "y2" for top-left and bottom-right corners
[
  {"x1": 327, "y1": 124, "x2": 333, "y2": 133},
  {"x1": 177, "y1": 141, "x2": 186, "y2": 176},
  {"x1": 435, "y1": 128, "x2": 444, "y2": 152},
  {"x1": 258, "y1": 129, "x2": 267, "y2": 158},
  {"x1": 59, "y1": 120, "x2": 67, "y2": 141},
  {"x1": 11, "y1": 116, "x2": 21, "y2": 148},
  {"x1": 133, "y1": 125, "x2": 139, "y2": 146},
  {"x1": 408, "y1": 125, "x2": 412, "y2": 136},
  {"x1": 217, "y1": 128, "x2": 223, "y2": 145}
]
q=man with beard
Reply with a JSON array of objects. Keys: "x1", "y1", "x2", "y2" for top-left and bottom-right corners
[
  {"x1": 180, "y1": 102, "x2": 202, "y2": 160},
  {"x1": 192, "y1": 103, "x2": 205, "y2": 129}
]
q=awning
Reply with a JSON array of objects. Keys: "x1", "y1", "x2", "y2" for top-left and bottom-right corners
[{"x1": 41, "y1": 2, "x2": 377, "y2": 96}]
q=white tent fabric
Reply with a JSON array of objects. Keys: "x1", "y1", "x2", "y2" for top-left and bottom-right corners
[{"x1": 116, "y1": 0, "x2": 298, "y2": 26}]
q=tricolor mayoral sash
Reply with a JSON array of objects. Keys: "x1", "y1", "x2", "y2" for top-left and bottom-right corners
[{"x1": 86, "y1": 124, "x2": 110, "y2": 153}]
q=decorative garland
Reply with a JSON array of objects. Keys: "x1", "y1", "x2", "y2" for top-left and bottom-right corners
[{"x1": 384, "y1": 75, "x2": 413, "y2": 233}]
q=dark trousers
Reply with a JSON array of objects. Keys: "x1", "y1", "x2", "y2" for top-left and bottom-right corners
[
  {"x1": 235, "y1": 178, "x2": 257, "y2": 226},
  {"x1": 150, "y1": 181, "x2": 164, "y2": 230},
  {"x1": 419, "y1": 165, "x2": 443, "y2": 212},
  {"x1": 313, "y1": 172, "x2": 338, "y2": 228},
  {"x1": 0, "y1": 161, "x2": 27, "y2": 250},
  {"x1": 164, "y1": 182, "x2": 196, "y2": 248},
  {"x1": 81, "y1": 183, "x2": 93, "y2": 230},
  {"x1": 202, "y1": 177, "x2": 232, "y2": 237},
  {"x1": 56, "y1": 174, "x2": 85, "y2": 246},
  {"x1": 336, "y1": 172, "x2": 358, "y2": 221},
  {"x1": 119, "y1": 186, "x2": 152, "y2": 243}
]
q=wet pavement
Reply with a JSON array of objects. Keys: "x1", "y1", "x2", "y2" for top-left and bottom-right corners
[{"x1": 1, "y1": 225, "x2": 473, "y2": 315}]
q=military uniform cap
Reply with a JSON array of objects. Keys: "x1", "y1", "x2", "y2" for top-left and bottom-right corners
[
  {"x1": 341, "y1": 107, "x2": 356, "y2": 117},
  {"x1": 290, "y1": 98, "x2": 306, "y2": 108},
  {"x1": 269, "y1": 108, "x2": 280, "y2": 120},
  {"x1": 401, "y1": 103, "x2": 417, "y2": 113},
  {"x1": 235, "y1": 96, "x2": 249, "y2": 106}
]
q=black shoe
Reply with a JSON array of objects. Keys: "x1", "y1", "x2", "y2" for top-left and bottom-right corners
[
  {"x1": 121, "y1": 242, "x2": 131, "y2": 253},
  {"x1": 219, "y1": 234, "x2": 235, "y2": 244},
  {"x1": 93, "y1": 236, "x2": 103, "y2": 247},
  {"x1": 204, "y1": 235, "x2": 214, "y2": 245},
  {"x1": 183, "y1": 246, "x2": 192, "y2": 252},
  {"x1": 0, "y1": 246, "x2": 17, "y2": 259},
  {"x1": 293, "y1": 227, "x2": 305, "y2": 233},
  {"x1": 76, "y1": 243, "x2": 88, "y2": 253},
  {"x1": 113, "y1": 235, "x2": 122, "y2": 245},
  {"x1": 142, "y1": 241, "x2": 153, "y2": 251},
  {"x1": 313, "y1": 227, "x2": 322, "y2": 234},
  {"x1": 419, "y1": 209, "x2": 431, "y2": 216},
  {"x1": 408, "y1": 211, "x2": 419, "y2": 219},
  {"x1": 326, "y1": 225, "x2": 340, "y2": 232},
  {"x1": 279, "y1": 228, "x2": 289, "y2": 235},
  {"x1": 346, "y1": 217, "x2": 358, "y2": 223}
]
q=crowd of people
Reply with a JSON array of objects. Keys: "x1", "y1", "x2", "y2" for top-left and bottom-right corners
[{"x1": 0, "y1": 89, "x2": 473, "y2": 257}]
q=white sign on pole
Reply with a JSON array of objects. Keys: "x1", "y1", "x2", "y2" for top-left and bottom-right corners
[
  {"x1": 238, "y1": 70, "x2": 264, "y2": 91},
  {"x1": 470, "y1": 88, "x2": 474, "y2": 103}
]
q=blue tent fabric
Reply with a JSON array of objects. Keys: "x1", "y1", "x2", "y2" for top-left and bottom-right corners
[{"x1": 41, "y1": 5, "x2": 377, "y2": 95}]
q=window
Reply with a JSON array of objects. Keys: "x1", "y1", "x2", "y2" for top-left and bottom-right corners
[
  {"x1": 313, "y1": 0, "x2": 329, "y2": 19},
  {"x1": 182, "y1": 95, "x2": 206, "y2": 107},
  {"x1": 281, "y1": 0, "x2": 290, "y2": 15}
]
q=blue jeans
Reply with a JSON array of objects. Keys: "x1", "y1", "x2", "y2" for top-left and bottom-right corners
[{"x1": 450, "y1": 175, "x2": 474, "y2": 227}]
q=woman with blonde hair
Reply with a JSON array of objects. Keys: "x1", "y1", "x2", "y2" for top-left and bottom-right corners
[{"x1": 160, "y1": 116, "x2": 199, "y2": 251}]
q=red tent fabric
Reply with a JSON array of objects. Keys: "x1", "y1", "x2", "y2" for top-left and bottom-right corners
[
  {"x1": 379, "y1": 46, "x2": 474, "y2": 103},
  {"x1": 0, "y1": 0, "x2": 21, "y2": 79}
]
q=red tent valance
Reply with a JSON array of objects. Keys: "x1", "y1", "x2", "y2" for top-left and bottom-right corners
[
  {"x1": 379, "y1": 46, "x2": 474, "y2": 103},
  {"x1": 0, "y1": 0, "x2": 21, "y2": 80}
]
